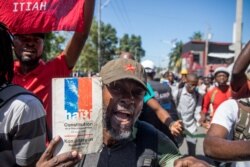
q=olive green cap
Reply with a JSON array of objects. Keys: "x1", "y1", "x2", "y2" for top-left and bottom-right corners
[{"x1": 100, "y1": 58, "x2": 147, "y2": 90}]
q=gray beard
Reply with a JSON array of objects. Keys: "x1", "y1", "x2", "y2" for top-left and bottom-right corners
[
  {"x1": 103, "y1": 111, "x2": 132, "y2": 141},
  {"x1": 108, "y1": 129, "x2": 131, "y2": 140}
]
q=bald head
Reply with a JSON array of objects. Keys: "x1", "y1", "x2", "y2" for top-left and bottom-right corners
[
  {"x1": 120, "y1": 52, "x2": 135, "y2": 60},
  {"x1": 186, "y1": 73, "x2": 198, "y2": 81},
  {"x1": 186, "y1": 74, "x2": 198, "y2": 93}
]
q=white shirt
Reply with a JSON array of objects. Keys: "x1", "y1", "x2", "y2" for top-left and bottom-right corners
[
  {"x1": 212, "y1": 99, "x2": 250, "y2": 167},
  {"x1": 173, "y1": 86, "x2": 198, "y2": 133}
]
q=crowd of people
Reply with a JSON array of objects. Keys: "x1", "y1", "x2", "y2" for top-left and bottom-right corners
[{"x1": 1, "y1": 0, "x2": 250, "y2": 166}]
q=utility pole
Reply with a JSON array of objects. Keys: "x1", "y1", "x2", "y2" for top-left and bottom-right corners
[
  {"x1": 204, "y1": 28, "x2": 212, "y2": 75},
  {"x1": 97, "y1": 0, "x2": 102, "y2": 71},
  {"x1": 97, "y1": 0, "x2": 111, "y2": 71},
  {"x1": 234, "y1": 0, "x2": 243, "y2": 58}
]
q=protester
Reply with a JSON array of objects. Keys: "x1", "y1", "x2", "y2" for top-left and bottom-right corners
[
  {"x1": 231, "y1": 41, "x2": 250, "y2": 99},
  {"x1": 204, "y1": 98, "x2": 250, "y2": 166},
  {"x1": 120, "y1": 53, "x2": 183, "y2": 140},
  {"x1": 173, "y1": 73, "x2": 201, "y2": 156},
  {"x1": 193, "y1": 75, "x2": 213, "y2": 127},
  {"x1": 194, "y1": 76, "x2": 205, "y2": 125},
  {"x1": 140, "y1": 60, "x2": 183, "y2": 146},
  {"x1": 10, "y1": 0, "x2": 95, "y2": 139},
  {"x1": 76, "y1": 58, "x2": 209, "y2": 167},
  {"x1": 0, "y1": 22, "x2": 81, "y2": 167},
  {"x1": 120, "y1": 51, "x2": 135, "y2": 60},
  {"x1": 161, "y1": 70, "x2": 178, "y2": 92},
  {"x1": 199, "y1": 74, "x2": 214, "y2": 95},
  {"x1": 199, "y1": 67, "x2": 231, "y2": 128}
]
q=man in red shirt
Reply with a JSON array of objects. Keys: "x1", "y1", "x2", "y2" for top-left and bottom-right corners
[
  {"x1": 231, "y1": 41, "x2": 250, "y2": 99},
  {"x1": 199, "y1": 67, "x2": 231, "y2": 127},
  {"x1": 12, "y1": 0, "x2": 95, "y2": 140}
]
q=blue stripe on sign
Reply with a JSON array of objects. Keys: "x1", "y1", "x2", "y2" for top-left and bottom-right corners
[{"x1": 64, "y1": 78, "x2": 78, "y2": 113}]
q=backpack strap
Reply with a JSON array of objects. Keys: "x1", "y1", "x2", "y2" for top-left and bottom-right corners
[
  {"x1": 176, "y1": 88, "x2": 183, "y2": 107},
  {"x1": 0, "y1": 84, "x2": 38, "y2": 108},
  {"x1": 208, "y1": 89, "x2": 218, "y2": 117},
  {"x1": 194, "y1": 90, "x2": 199, "y2": 107},
  {"x1": 210, "y1": 89, "x2": 218, "y2": 105},
  {"x1": 234, "y1": 100, "x2": 250, "y2": 140},
  {"x1": 135, "y1": 121, "x2": 159, "y2": 167}
]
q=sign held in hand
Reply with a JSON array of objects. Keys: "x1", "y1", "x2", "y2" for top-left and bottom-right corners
[{"x1": 52, "y1": 77, "x2": 103, "y2": 155}]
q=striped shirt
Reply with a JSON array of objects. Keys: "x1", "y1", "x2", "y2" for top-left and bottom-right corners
[{"x1": 0, "y1": 90, "x2": 46, "y2": 166}]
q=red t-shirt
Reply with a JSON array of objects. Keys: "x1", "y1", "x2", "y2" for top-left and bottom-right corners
[
  {"x1": 202, "y1": 86, "x2": 231, "y2": 114},
  {"x1": 13, "y1": 53, "x2": 72, "y2": 135}
]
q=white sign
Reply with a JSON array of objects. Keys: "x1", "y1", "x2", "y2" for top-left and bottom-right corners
[{"x1": 52, "y1": 77, "x2": 103, "y2": 155}]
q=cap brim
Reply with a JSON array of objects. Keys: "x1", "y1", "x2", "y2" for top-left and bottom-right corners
[
  {"x1": 102, "y1": 74, "x2": 147, "y2": 91},
  {"x1": 214, "y1": 71, "x2": 229, "y2": 77}
]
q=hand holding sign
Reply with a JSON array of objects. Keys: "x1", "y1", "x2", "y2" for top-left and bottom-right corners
[{"x1": 36, "y1": 136, "x2": 83, "y2": 167}]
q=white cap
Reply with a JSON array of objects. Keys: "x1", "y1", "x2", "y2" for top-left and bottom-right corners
[
  {"x1": 213, "y1": 67, "x2": 229, "y2": 76},
  {"x1": 141, "y1": 60, "x2": 155, "y2": 73}
]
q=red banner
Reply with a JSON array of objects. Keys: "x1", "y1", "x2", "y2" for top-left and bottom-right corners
[{"x1": 0, "y1": 0, "x2": 85, "y2": 34}]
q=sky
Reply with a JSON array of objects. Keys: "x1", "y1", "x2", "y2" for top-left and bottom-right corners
[{"x1": 96, "y1": 0, "x2": 250, "y2": 68}]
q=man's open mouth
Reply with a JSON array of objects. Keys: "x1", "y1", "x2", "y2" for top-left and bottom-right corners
[{"x1": 114, "y1": 110, "x2": 132, "y2": 124}]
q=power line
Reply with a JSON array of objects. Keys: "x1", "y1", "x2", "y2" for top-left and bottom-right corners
[
  {"x1": 110, "y1": 2, "x2": 127, "y2": 32},
  {"x1": 119, "y1": 0, "x2": 134, "y2": 31},
  {"x1": 101, "y1": 0, "x2": 111, "y2": 8},
  {"x1": 112, "y1": 0, "x2": 128, "y2": 26}
]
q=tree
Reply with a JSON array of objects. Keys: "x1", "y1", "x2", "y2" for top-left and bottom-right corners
[
  {"x1": 75, "y1": 42, "x2": 98, "y2": 74},
  {"x1": 74, "y1": 18, "x2": 118, "y2": 73},
  {"x1": 189, "y1": 31, "x2": 203, "y2": 41},
  {"x1": 168, "y1": 41, "x2": 183, "y2": 72},
  {"x1": 118, "y1": 34, "x2": 145, "y2": 62},
  {"x1": 43, "y1": 32, "x2": 66, "y2": 61}
]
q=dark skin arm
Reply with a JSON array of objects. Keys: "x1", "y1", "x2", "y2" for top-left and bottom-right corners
[
  {"x1": 146, "y1": 98, "x2": 183, "y2": 136},
  {"x1": 36, "y1": 136, "x2": 82, "y2": 167},
  {"x1": 204, "y1": 123, "x2": 250, "y2": 161},
  {"x1": 231, "y1": 41, "x2": 250, "y2": 92},
  {"x1": 63, "y1": 0, "x2": 95, "y2": 69}
]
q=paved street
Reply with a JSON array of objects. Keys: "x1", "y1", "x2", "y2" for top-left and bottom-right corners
[{"x1": 179, "y1": 126, "x2": 216, "y2": 166}]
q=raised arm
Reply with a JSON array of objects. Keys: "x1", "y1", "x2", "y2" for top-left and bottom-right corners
[
  {"x1": 146, "y1": 98, "x2": 183, "y2": 136},
  {"x1": 63, "y1": 0, "x2": 95, "y2": 69},
  {"x1": 231, "y1": 41, "x2": 250, "y2": 92}
]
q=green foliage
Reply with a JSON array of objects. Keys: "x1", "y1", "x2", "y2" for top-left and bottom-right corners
[
  {"x1": 43, "y1": 32, "x2": 65, "y2": 61},
  {"x1": 168, "y1": 41, "x2": 183, "y2": 72},
  {"x1": 76, "y1": 42, "x2": 98, "y2": 73},
  {"x1": 101, "y1": 23, "x2": 118, "y2": 64},
  {"x1": 43, "y1": 18, "x2": 145, "y2": 73},
  {"x1": 118, "y1": 34, "x2": 145, "y2": 62},
  {"x1": 74, "y1": 18, "x2": 118, "y2": 73},
  {"x1": 189, "y1": 31, "x2": 203, "y2": 41}
]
